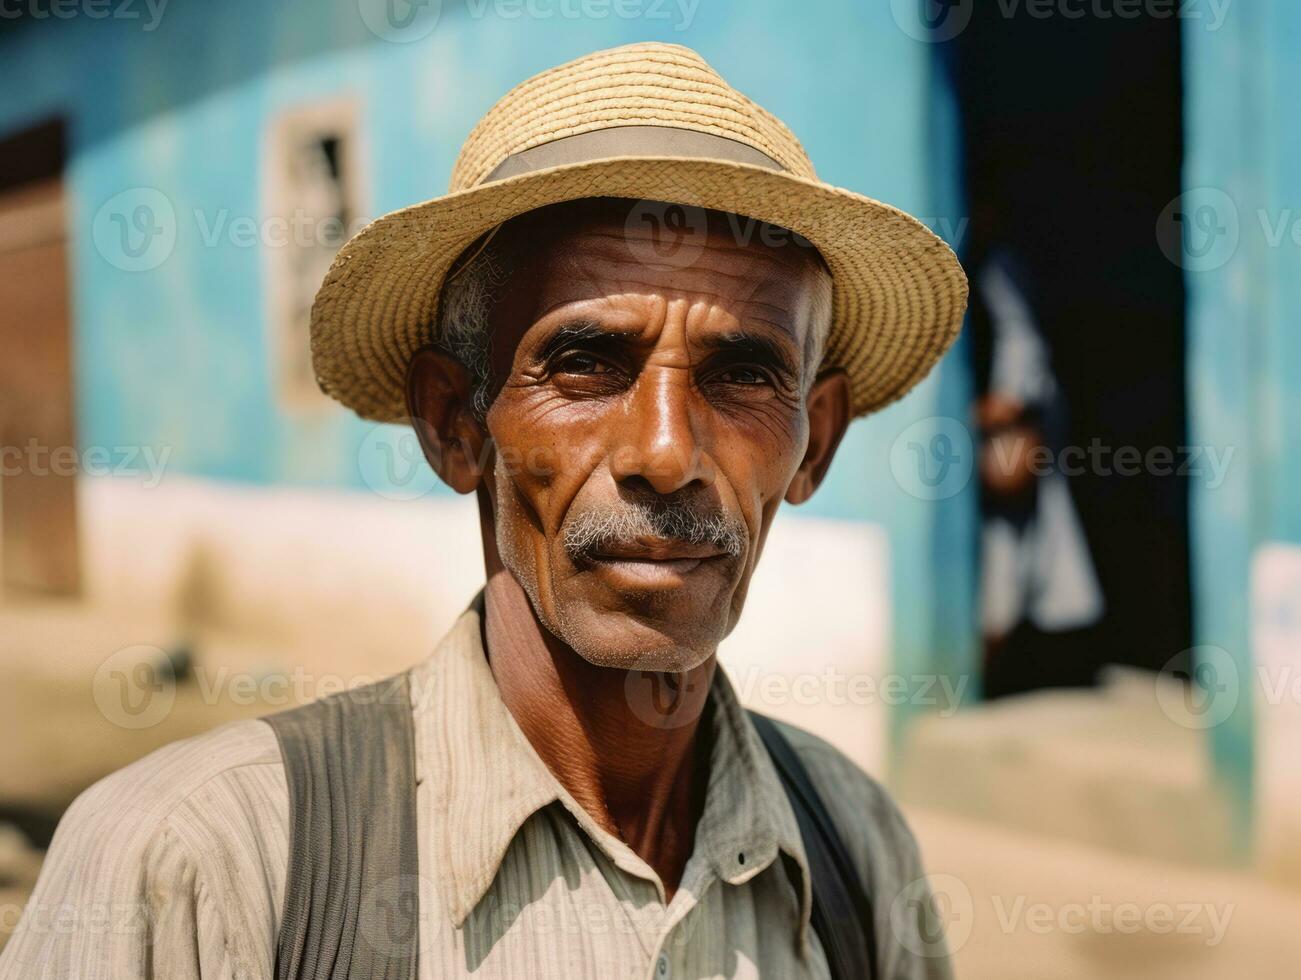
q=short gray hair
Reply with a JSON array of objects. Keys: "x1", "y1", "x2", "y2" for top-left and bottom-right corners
[
  {"x1": 803, "y1": 271, "x2": 833, "y2": 380},
  {"x1": 433, "y1": 235, "x2": 505, "y2": 422}
]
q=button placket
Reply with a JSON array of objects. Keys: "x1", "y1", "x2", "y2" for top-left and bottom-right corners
[{"x1": 654, "y1": 950, "x2": 671, "y2": 979}]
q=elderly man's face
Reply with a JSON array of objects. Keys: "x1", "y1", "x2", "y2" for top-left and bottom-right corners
[{"x1": 410, "y1": 201, "x2": 850, "y2": 671}]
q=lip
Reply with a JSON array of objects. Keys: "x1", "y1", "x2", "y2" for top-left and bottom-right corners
[
  {"x1": 583, "y1": 539, "x2": 728, "y2": 590},
  {"x1": 591, "y1": 537, "x2": 727, "y2": 562},
  {"x1": 586, "y1": 555, "x2": 715, "y2": 590}
]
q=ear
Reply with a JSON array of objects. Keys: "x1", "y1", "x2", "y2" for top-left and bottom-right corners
[
  {"x1": 405, "y1": 346, "x2": 489, "y2": 495},
  {"x1": 785, "y1": 368, "x2": 851, "y2": 505}
]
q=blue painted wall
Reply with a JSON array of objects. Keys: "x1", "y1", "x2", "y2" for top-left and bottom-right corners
[
  {"x1": 0, "y1": 0, "x2": 942, "y2": 491},
  {"x1": 1184, "y1": 0, "x2": 1301, "y2": 847},
  {"x1": 0, "y1": 0, "x2": 979, "y2": 724}
]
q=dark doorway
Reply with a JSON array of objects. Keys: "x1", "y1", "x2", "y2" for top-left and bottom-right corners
[
  {"x1": 0, "y1": 119, "x2": 79, "y2": 597},
  {"x1": 947, "y1": 8, "x2": 1192, "y2": 696}
]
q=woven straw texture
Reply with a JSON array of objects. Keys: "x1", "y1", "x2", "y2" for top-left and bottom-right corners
[{"x1": 310, "y1": 42, "x2": 968, "y2": 421}]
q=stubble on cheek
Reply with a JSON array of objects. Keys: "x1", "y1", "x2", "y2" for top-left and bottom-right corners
[{"x1": 492, "y1": 458, "x2": 570, "y2": 638}]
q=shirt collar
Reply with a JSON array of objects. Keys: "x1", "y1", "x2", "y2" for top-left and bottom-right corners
[{"x1": 410, "y1": 589, "x2": 814, "y2": 953}]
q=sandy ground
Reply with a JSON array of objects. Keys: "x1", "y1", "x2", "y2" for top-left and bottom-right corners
[{"x1": 907, "y1": 808, "x2": 1301, "y2": 980}]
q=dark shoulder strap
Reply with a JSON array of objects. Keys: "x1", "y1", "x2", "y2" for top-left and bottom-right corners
[
  {"x1": 747, "y1": 710, "x2": 878, "y2": 980},
  {"x1": 264, "y1": 671, "x2": 420, "y2": 980}
]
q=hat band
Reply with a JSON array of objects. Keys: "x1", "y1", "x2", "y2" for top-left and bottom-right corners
[{"x1": 482, "y1": 125, "x2": 785, "y2": 183}]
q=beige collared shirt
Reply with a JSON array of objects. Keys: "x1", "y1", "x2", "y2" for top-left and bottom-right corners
[{"x1": 0, "y1": 595, "x2": 950, "y2": 979}]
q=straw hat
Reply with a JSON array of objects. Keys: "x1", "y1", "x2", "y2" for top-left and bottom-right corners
[{"x1": 310, "y1": 42, "x2": 968, "y2": 421}]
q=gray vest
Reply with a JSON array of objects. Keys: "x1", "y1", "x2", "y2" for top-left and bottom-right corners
[{"x1": 264, "y1": 670, "x2": 875, "y2": 979}]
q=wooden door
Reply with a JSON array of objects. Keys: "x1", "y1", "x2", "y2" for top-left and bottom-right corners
[{"x1": 0, "y1": 123, "x2": 78, "y2": 597}]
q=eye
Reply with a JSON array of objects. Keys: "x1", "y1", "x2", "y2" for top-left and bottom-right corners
[
  {"x1": 712, "y1": 365, "x2": 772, "y2": 386},
  {"x1": 553, "y1": 351, "x2": 616, "y2": 375}
]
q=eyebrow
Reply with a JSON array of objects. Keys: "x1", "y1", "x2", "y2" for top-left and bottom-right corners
[
  {"x1": 698, "y1": 328, "x2": 800, "y2": 376},
  {"x1": 534, "y1": 320, "x2": 801, "y2": 376},
  {"x1": 535, "y1": 319, "x2": 611, "y2": 362}
]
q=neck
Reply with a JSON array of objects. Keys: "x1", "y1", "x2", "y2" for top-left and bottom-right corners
[{"x1": 478, "y1": 534, "x2": 715, "y2": 900}]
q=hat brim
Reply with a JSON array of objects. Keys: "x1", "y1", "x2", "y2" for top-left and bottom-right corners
[{"x1": 310, "y1": 155, "x2": 968, "y2": 422}]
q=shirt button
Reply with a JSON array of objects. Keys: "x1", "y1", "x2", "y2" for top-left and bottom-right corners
[{"x1": 656, "y1": 951, "x2": 671, "y2": 979}]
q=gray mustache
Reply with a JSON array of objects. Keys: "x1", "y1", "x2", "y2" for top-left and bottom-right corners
[{"x1": 563, "y1": 501, "x2": 748, "y2": 560}]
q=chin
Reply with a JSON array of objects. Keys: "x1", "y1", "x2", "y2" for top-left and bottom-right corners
[
  {"x1": 568, "y1": 632, "x2": 712, "y2": 673},
  {"x1": 550, "y1": 599, "x2": 728, "y2": 673}
]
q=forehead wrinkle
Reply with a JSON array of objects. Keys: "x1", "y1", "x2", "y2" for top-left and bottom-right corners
[
  {"x1": 535, "y1": 284, "x2": 805, "y2": 347},
  {"x1": 528, "y1": 289, "x2": 664, "y2": 333},
  {"x1": 537, "y1": 258, "x2": 809, "y2": 324},
  {"x1": 680, "y1": 297, "x2": 806, "y2": 346},
  {"x1": 517, "y1": 231, "x2": 823, "y2": 362},
  {"x1": 527, "y1": 223, "x2": 820, "y2": 305},
  {"x1": 553, "y1": 225, "x2": 815, "y2": 281}
]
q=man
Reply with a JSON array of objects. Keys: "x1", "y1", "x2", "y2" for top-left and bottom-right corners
[{"x1": 1, "y1": 42, "x2": 966, "y2": 979}]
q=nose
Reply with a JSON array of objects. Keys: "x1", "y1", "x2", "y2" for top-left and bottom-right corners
[{"x1": 610, "y1": 366, "x2": 716, "y2": 496}]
